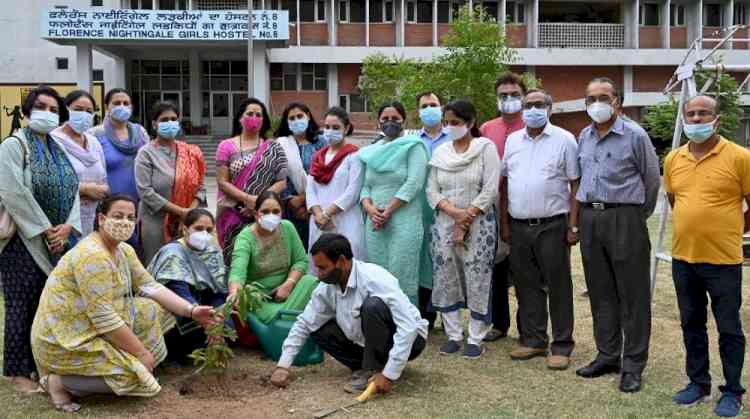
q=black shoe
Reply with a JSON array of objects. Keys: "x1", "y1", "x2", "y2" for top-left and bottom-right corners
[
  {"x1": 619, "y1": 372, "x2": 642, "y2": 393},
  {"x1": 575, "y1": 360, "x2": 621, "y2": 378},
  {"x1": 483, "y1": 329, "x2": 508, "y2": 342}
]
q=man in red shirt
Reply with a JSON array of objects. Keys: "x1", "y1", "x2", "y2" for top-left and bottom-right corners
[{"x1": 479, "y1": 72, "x2": 526, "y2": 342}]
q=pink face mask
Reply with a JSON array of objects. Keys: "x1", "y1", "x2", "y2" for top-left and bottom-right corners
[{"x1": 241, "y1": 115, "x2": 263, "y2": 133}]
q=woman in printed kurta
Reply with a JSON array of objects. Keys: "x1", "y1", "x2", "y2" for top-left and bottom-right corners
[
  {"x1": 228, "y1": 191, "x2": 318, "y2": 325},
  {"x1": 51, "y1": 90, "x2": 108, "y2": 236},
  {"x1": 426, "y1": 101, "x2": 500, "y2": 359},
  {"x1": 147, "y1": 208, "x2": 229, "y2": 362},
  {"x1": 215, "y1": 98, "x2": 287, "y2": 264},
  {"x1": 0, "y1": 86, "x2": 81, "y2": 394},
  {"x1": 89, "y1": 88, "x2": 148, "y2": 251},
  {"x1": 274, "y1": 102, "x2": 328, "y2": 249},
  {"x1": 358, "y1": 101, "x2": 430, "y2": 305},
  {"x1": 307, "y1": 107, "x2": 365, "y2": 265},
  {"x1": 135, "y1": 101, "x2": 206, "y2": 265},
  {"x1": 31, "y1": 195, "x2": 218, "y2": 412}
]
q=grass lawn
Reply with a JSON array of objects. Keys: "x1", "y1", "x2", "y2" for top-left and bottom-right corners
[{"x1": 1, "y1": 216, "x2": 749, "y2": 419}]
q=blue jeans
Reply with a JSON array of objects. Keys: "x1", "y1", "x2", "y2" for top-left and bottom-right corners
[{"x1": 672, "y1": 259, "x2": 745, "y2": 394}]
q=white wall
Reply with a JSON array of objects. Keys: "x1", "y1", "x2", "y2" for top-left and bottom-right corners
[{"x1": 0, "y1": 0, "x2": 121, "y2": 91}]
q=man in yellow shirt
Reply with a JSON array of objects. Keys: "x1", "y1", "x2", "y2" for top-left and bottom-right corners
[{"x1": 663, "y1": 95, "x2": 750, "y2": 418}]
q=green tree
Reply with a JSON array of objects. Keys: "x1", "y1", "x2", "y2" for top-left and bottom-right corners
[
  {"x1": 359, "y1": 5, "x2": 536, "y2": 124},
  {"x1": 642, "y1": 69, "x2": 743, "y2": 157}
]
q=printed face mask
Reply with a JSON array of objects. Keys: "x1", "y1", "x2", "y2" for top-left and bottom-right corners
[
  {"x1": 28, "y1": 110, "x2": 59, "y2": 134},
  {"x1": 499, "y1": 98, "x2": 522, "y2": 114},
  {"x1": 241, "y1": 115, "x2": 263, "y2": 133},
  {"x1": 102, "y1": 217, "x2": 135, "y2": 242}
]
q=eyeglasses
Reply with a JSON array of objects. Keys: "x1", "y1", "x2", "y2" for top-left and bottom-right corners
[
  {"x1": 523, "y1": 102, "x2": 547, "y2": 110},
  {"x1": 585, "y1": 95, "x2": 615, "y2": 105}
]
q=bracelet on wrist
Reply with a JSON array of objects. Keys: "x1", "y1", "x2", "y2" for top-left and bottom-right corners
[{"x1": 186, "y1": 303, "x2": 197, "y2": 319}]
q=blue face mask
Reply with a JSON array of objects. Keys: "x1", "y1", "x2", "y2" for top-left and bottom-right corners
[
  {"x1": 111, "y1": 105, "x2": 132, "y2": 122},
  {"x1": 419, "y1": 106, "x2": 442, "y2": 128},
  {"x1": 157, "y1": 120, "x2": 181, "y2": 139},
  {"x1": 324, "y1": 129, "x2": 344, "y2": 145},
  {"x1": 67, "y1": 110, "x2": 94, "y2": 134},
  {"x1": 683, "y1": 119, "x2": 717, "y2": 144},
  {"x1": 522, "y1": 107, "x2": 548, "y2": 129},
  {"x1": 289, "y1": 117, "x2": 309, "y2": 135}
]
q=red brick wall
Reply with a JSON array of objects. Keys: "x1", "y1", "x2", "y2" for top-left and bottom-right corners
[
  {"x1": 338, "y1": 23, "x2": 367, "y2": 46},
  {"x1": 338, "y1": 64, "x2": 362, "y2": 94},
  {"x1": 536, "y1": 66, "x2": 624, "y2": 102},
  {"x1": 639, "y1": 26, "x2": 662, "y2": 48},
  {"x1": 703, "y1": 27, "x2": 723, "y2": 49},
  {"x1": 351, "y1": 112, "x2": 377, "y2": 131},
  {"x1": 270, "y1": 91, "x2": 328, "y2": 121},
  {"x1": 633, "y1": 66, "x2": 675, "y2": 92},
  {"x1": 300, "y1": 23, "x2": 329, "y2": 45},
  {"x1": 405, "y1": 23, "x2": 434, "y2": 46},
  {"x1": 671, "y1": 27, "x2": 688, "y2": 48},
  {"x1": 506, "y1": 25, "x2": 526, "y2": 48},
  {"x1": 289, "y1": 25, "x2": 297, "y2": 44},
  {"x1": 437, "y1": 23, "x2": 451, "y2": 45},
  {"x1": 371, "y1": 23, "x2": 396, "y2": 46},
  {"x1": 734, "y1": 28, "x2": 749, "y2": 50}
]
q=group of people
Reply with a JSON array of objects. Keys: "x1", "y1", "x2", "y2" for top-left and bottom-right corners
[{"x1": 0, "y1": 70, "x2": 747, "y2": 418}]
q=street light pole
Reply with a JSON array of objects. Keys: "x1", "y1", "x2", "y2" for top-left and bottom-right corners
[{"x1": 247, "y1": 0, "x2": 254, "y2": 98}]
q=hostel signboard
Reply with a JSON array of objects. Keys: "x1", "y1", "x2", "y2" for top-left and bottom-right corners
[{"x1": 41, "y1": 8, "x2": 289, "y2": 41}]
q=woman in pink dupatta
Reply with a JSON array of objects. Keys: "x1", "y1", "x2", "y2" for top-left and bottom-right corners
[{"x1": 215, "y1": 98, "x2": 288, "y2": 264}]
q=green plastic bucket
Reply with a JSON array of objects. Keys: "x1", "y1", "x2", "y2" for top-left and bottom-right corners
[{"x1": 247, "y1": 309, "x2": 324, "y2": 366}]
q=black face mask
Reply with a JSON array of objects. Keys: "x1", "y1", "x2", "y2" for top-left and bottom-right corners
[
  {"x1": 319, "y1": 267, "x2": 343, "y2": 285},
  {"x1": 382, "y1": 121, "x2": 403, "y2": 139}
]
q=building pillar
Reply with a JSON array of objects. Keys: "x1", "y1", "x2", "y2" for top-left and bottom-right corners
[
  {"x1": 189, "y1": 50, "x2": 201, "y2": 127},
  {"x1": 396, "y1": 0, "x2": 405, "y2": 46},
  {"x1": 687, "y1": 0, "x2": 703, "y2": 49},
  {"x1": 526, "y1": 0, "x2": 538, "y2": 48},
  {"x1": 328, "y1": 0, "x2": 337, "y2": 46},
  {"x1": 660, "y1": 0, "x2": 671, "y2": 48},
  {"x1": 327, "y1": 63, "x2": 339, "y2": 108},
  {"x1": 76, "y1": 43, "x2": 93, "y2": 93},
  {"x1": 623, "y1": 0, "x2": 640, "y2": 48},
  {"x1": 725, "y1": 0, "x2": 734, "y2": 49},
  {"x1": 252, "y1": 41, "x2": 269, "y2": 104},
  {"x1": 432, "y1": 0, "x2": 438, "y2": 46},
  {"x1": 499, "y1": 0, "x2": 507, "y2": 36},
  {"x1": 297, "y1": 0, "x2": 301, "y2": 46},
  {"x1": 112, "y1": 55, "x2": 127, "y2": 90},
  {"x1": 624, "y1": 65, "x2": 634, "y2": 104}
]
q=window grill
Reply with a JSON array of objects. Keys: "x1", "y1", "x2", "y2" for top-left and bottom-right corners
[{"x1": 538, "y1": 23, "x2": 625, "y2": 49}]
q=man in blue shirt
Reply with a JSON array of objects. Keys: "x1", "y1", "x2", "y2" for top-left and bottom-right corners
[{"x1": 414, "y1": 91, "x2": 450, "y2": 156}]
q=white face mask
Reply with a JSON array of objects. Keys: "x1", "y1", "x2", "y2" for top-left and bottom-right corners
[
  {"x1": 587, "y1": 102, "x2": 615, "y2": 124},
  {"x1": 258, "y1": 214, "x2": 282, "y2": 232},
  {"x1": 499, "y1": 98, "x2": 522, "y2": 114},
  {"x1": 187, "y1": 230, "x2": 212, "y2": 251},
  {"x1": 446, "y1": 125, "x2": 469, "y2": 141},
  {"x1": 28, "y1": 110, "x2": 60, "y2": 134}
]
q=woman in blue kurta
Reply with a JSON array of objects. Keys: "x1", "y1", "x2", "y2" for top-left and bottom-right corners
[
  {"x1": 358, "y1": 101, "x2": 431, "y2": 305},
  {"x1": 89, "y1": 88, "x2": 148, "y2": 252},
  {"x1": 274, "y1": 102, "x2": 328, "y2": 250}
]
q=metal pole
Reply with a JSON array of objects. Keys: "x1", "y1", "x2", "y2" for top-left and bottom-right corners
[{"x1": 248, "y1": 0, "x2": 255, "y2": 98}]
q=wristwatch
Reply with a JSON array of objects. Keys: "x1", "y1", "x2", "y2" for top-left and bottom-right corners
[{"x1": 568, "y1": 226, "x2": 579, "y2": 233}]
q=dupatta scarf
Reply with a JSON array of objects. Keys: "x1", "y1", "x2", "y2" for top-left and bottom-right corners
[{"x1": 163, "y1": 141, "x2": 206, "y2": 243}]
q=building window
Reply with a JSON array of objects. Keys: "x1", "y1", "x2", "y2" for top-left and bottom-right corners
[
  {"x1": 703, "y1": 3, "x2": 724, "y2": 27},
  {"x1": 482, "y1": 1, "x2": 499, "y2": 22},
  {"x1": 437, "y1": 1, "x2": 449, "y2": 22},
  {"x1": 270, "y1": 63, "x2": 298, "y2": 91},
  {"x1": 417, "y1": 0, "x2": 433, "y2": 23},
  {"x1": 368, "y1": 0, "x2": 394, "y2": 22},
  {"x1": 91, "y1": 0, "x2": 103, "y2": 6},
  {"x1": 639, "y1": 3, "x2": 660, "y2": 26},
  {"x1": 301, "y1": 64, "x2": 327, "y2": 91},
  {"x1": 300, "y1": 0, "x2": 326, "y2": 22},
  {"x1": 280, "y1": 0, "x2": 298, "y2": 21},
  {"x1": 340, "y1": 94, "x2": 369, "y2": 113},
  {"x1": 129, "y1": 0, "x2": 154, "y2": 8},
  {"x1": 407, "y1": 0, "x2": 417, "y2": 22},
  {"x1": 56, "y1": 57, "x2": 69, "y2": 70},
  {"x1": 339, "y1": 0, "x2": 349, "y2": 21},
  {"x1": 157, "y1": 0, "x2": 188, "y2": 9},
  {"x1": 93, "y1": 69, "x2": 104, "y2": 82},
  {"x1": 506, "y1": 1, "x2": 524, "y2": 24},
  {"x1": 670, "y1": 4, "x2": 686, "y2": 26},
  {"x1": 735, "y1": 4, "x2": 747, "y2": 25}
]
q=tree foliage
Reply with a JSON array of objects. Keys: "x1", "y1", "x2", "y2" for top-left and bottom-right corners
[
  {"x1": 642, "y1": 68, "x2": 743, "y2": 156},
  {"x1": 359, "y1": 5, "x2": 537, "y2": 124}
]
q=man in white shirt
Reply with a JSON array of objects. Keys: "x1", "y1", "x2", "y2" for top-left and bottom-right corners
[
  {"x1": 501, "y1": 89, "x2": 581, "y2": 370},
  {"x1": 269, "y1": 233, "x2": 428, "y2": 394}
]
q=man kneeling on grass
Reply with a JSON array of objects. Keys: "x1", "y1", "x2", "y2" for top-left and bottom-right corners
[{"x1": 270, "y1": 233, "x2": 428, "y2": 394}]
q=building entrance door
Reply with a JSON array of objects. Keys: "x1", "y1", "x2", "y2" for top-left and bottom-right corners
[{"x1": 210, "y1": 92, "x2": 231, "y2": 136}]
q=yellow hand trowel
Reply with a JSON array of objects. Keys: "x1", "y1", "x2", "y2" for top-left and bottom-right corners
[{"x1": 313, "y1": 381, "x2": 378, "y2": 418}]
